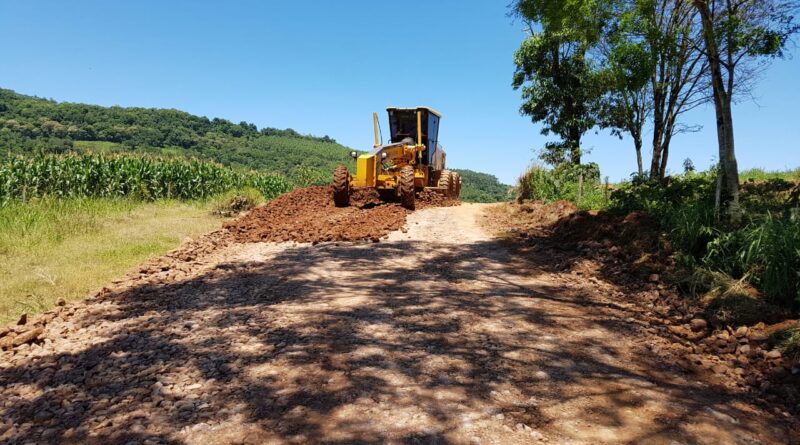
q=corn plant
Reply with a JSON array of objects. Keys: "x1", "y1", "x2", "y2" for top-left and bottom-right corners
[{"x1": 0, "y1": 154, "x2": 292, "y2": 204}]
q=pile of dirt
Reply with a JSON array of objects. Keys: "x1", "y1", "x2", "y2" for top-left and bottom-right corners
[
  {"x1": 551, "y1": 210, "x2": 665, "y2": 257},
  {"x1": 497, "y1": 201, "x2": 664, "y2": 264},
  {"x1": 223, "y1": 186, "x2": 461, "y2": 245},
  {"x1": 515, "y1": 200, "x2": 578, "y2": 236},
  {"x1": 224, "y1": 186, "x2": 408, "y2": 244},
  {"x1": 416, "y1": 189, "x2": 461, "y2": 209},
  {"x1": 349, "y1": 187, "x2": 384, "y2": 208}
]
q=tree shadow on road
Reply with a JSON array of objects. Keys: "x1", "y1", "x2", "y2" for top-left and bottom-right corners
[{"x1": 0, "y1": 237, "x2": 792, "y2": 444}]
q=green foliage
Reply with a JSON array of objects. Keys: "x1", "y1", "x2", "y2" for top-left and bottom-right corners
[
  {"x1": 704, "y1": 214, "x2": 800, "y2": 308},
  {"x1": 211, "y1": 187, "x2": 264, "y2": 217},
  {"x1": 0, "y1": 154, "x2": 291, "y2": 203},
  {"x1": 740, "y1": 167, "x2": 800, "y2": 181},
  {"x1": 0, "y1": 88, "x2": 356, "y2": 179},
  {"x1": 291, "y1": 164, "x2": 332, "y2": 188},
  {"x1": 0, "y1": 197, "x2": 221, "y2": 323},
  {"x1": 517, "y1": 162, "x2": 607, "y2": 209},
  {"x1": 0, "y1": 88, "x2": 511, "y2": 204},
  {"x1": 452, "y1": 169, "x2": 511, "y2": 203},
  {"x1": 610, "y1": 168, "x2": 800, "y2": 312},
  {"x1": 512, "y1": 1, "x2": 608, "y2": 164},
  {"x1": 610, "y1": 171, "x2": 717, "y2": 218}
]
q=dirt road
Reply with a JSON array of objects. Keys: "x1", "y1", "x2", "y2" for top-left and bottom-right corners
[{"x1": 0, "y1": 203, "x2": 794, "y2": 444}]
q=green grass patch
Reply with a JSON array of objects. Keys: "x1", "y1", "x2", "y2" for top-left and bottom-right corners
[
  {"x1": 516, "y1": 163, "x2": 611, "y2": 210},
  {"x1": 0, "y1": 197, "x2": 224, "y2": 324},
  {"x1": 740, "y1": 167, "x2": 800, "y2": 182}
]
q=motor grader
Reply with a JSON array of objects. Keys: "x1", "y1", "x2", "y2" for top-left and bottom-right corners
[{"x1": 332, "y1": 106, "x2": 460, "y2": 210}]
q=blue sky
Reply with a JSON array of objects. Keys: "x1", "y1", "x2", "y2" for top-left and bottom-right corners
[{"x1": 1, "y1": 0, "x2": 797, "y2": 184}]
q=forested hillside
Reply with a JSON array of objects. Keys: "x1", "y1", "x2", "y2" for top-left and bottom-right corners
[
  {"x1": 453, "y1": 169, "x2": 511, "y2": 202},
  {"x1": 0, "y1": 88, "x2": 355, "y2": 177},
  {"x1": 0, "y1": 88, "x2": 514, "y2": 199}
]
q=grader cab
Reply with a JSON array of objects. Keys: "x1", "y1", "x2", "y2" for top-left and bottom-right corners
[{"x1": 332, "y1": 106, "x2": 460, "y2": 209}]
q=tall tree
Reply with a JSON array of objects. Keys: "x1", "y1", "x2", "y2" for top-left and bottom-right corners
[
  {"x1": 644, "y1": 0, "x2": 710, "y2": 180},
  {"x1": 597, "y1": 33, "x2": 653, "y2": 177},
  {"x1": 692, "y1": 0, "x2": 798, "y2": 222},
  {"x1": 511, "y1": 0, "x2": 607, "y2": 165}
]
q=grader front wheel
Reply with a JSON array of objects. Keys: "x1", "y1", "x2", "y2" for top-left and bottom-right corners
[
  {"x1": 452, "y1": 172, "x2": 461, "y2": 198},
  {"x1": 399, "y1": 165, "x2": 415, "y2": 210},
  {"x1": 332, "y1": 165, "x2": 350, "y2": 207}
]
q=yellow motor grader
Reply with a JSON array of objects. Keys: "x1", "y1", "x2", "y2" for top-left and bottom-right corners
[{"x1": 332, "y1": 106, "x2": 460, "y2": 210}]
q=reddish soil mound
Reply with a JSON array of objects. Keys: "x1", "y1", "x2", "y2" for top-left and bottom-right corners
[
  {"x1": 551, "y1": 210, "x2": 663, "y2": 255},
  {"x1": 416, "y1": 189, "x2": 461, "y2": 209},
  {"x1": 349, "y1": 187, "x2": 384, "y2": 208},
  {"x1": 224, "y1": 186, "x2": 409, "y2": 244},
  {"x1": 518, "y1": 200, "x2": 578, "y2": 232}
]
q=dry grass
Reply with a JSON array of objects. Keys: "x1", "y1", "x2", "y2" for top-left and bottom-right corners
[{"x1": 0, "y1": 198, "x2": 223, "y2": 324}]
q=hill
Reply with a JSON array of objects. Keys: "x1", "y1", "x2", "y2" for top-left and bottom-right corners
[
  {"x1": 0, "y1": 88, "x2": 510, "y2": 199},
  {"x1": 0, "y1": 88, "x2": 355, "y2": 179},
  {"x1": 453, "y1": 169, "x2": 511, "y2": 202}
]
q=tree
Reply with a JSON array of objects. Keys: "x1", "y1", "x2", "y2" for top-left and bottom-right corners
[
  {"x1": 511, "y1": 0, "x2": 607, "y2": 165},
  {"x1": 597, "y1": 35, "x2": 653, "y2": 176},
  {"x1": 692, "y1": 0, "x2": 799, "y2": 221},
  {"x1": 603, "y1": 0, "x2": 710, "y2": 180}
]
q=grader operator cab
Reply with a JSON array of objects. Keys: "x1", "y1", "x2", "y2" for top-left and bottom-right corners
[{"x1": 332, "y1": 106, "x2": 460, "y2": 210}]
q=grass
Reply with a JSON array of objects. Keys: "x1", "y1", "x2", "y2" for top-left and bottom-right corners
[
  {"x1": 740, "y1": 167, "x2": 800, "y2": 182},
  {"x1": 516, "y1": 163, "x2": 610, "y2": 210},
  {"x1": 0, "y1": 197, "x2": 224, "y2": 324}
]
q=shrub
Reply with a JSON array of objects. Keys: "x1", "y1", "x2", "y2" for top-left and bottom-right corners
[
  {"x1": 704, "y1": 214, "x2": 800, "y2": 309},
  {"x1": 211, "y1": 188, "x2": 264, "y2": 217},
  {"x1": 517, "y1": 162, "x2": 606, "y2": 209},
  {"x1": 610, "y1": 171, "x2": 716, "y2": 218},
  {"x1": 611, "y1": 168, "x2": 800, "y2": 314}
]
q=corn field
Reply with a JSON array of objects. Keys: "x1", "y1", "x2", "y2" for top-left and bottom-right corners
[{"x1": 0, "y1": 154, "x2": 292, "y2": 203}]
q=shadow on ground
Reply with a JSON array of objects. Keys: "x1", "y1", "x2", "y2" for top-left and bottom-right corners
[{"x1": 0, "y1": 236, "x2": 791, "y2": 444}]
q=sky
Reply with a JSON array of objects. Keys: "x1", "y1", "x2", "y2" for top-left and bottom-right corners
[{"x1": 1, "y1": 0, "x2": 798, "y2": 184}]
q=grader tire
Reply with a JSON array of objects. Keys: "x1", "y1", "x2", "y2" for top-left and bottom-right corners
[
  {"x1": 438, "y1": 169, "x2": 452, "y2": 196},
  {"x1": 332, "y1": 165, "x2": 350, "y2": 207},
  {"x1": 399, "y1": 165, "x2": 415, "y2": 210},
  {"x1": 453, "y1": 172, "x2": 461, "y2": 198}
]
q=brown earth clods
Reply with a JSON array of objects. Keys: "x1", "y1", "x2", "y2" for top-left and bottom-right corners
[{"x1": 223, "y1": 186, "x2": 459, "y2": 244}]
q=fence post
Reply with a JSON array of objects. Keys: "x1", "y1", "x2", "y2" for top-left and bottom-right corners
[{"x1": 577, "y1": 174, "x2": 584, "y2": 205}]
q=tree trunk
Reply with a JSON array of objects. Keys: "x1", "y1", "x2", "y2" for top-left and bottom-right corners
[
  {"x1": 659, "y1": 131, "x2": 672, "y2": 181},
  {"x1": 634, "y1": 135, "x2": 643, "y2": 177},
  {"x1": 650, "y1": 96, "x2": 665, "y2": 180},
  {"x1": 650, "y1": 139, "x2": 662, "y2": 180},
  {"x1": 695, "y1": 0, "x2": 741, "y2": 223},
  {"x1": 569, "y1": 128, "x2": 581, "y2": 164}
]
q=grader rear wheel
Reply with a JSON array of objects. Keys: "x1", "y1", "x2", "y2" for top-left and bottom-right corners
[
  {"x1": 332, "y1": 165, "x2": 350, "y2": 207},
  {"x1": 453, "y1": 172, "x2": 461, "y2": 198},
  {"x1": 438, "y1": 169, "x2": 452, "y2": 196},
  {"x1": 399, "y1": 165, "x2": 415, "y2": 210}
]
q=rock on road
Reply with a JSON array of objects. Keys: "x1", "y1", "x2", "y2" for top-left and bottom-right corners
[{"x1": 0, "y1": 203, "x2": 793, "y2": 444}]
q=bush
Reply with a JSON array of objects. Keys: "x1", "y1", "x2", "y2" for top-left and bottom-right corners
[
  {"x1": 517, "y1": 162, "x2": 607, "y2": 209},
  {"x1": 704, "y1": 214, "x2": 800, "y2": 309},
  {"x1": 611, "y1": 168, "x2": 800, "y2": 314},
  {"x1": 610, "y1": 171, "x2": 716, "y2": 218},
  {"x1": 211, "y1": 188, "x2": 264, "y2": 217}
]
